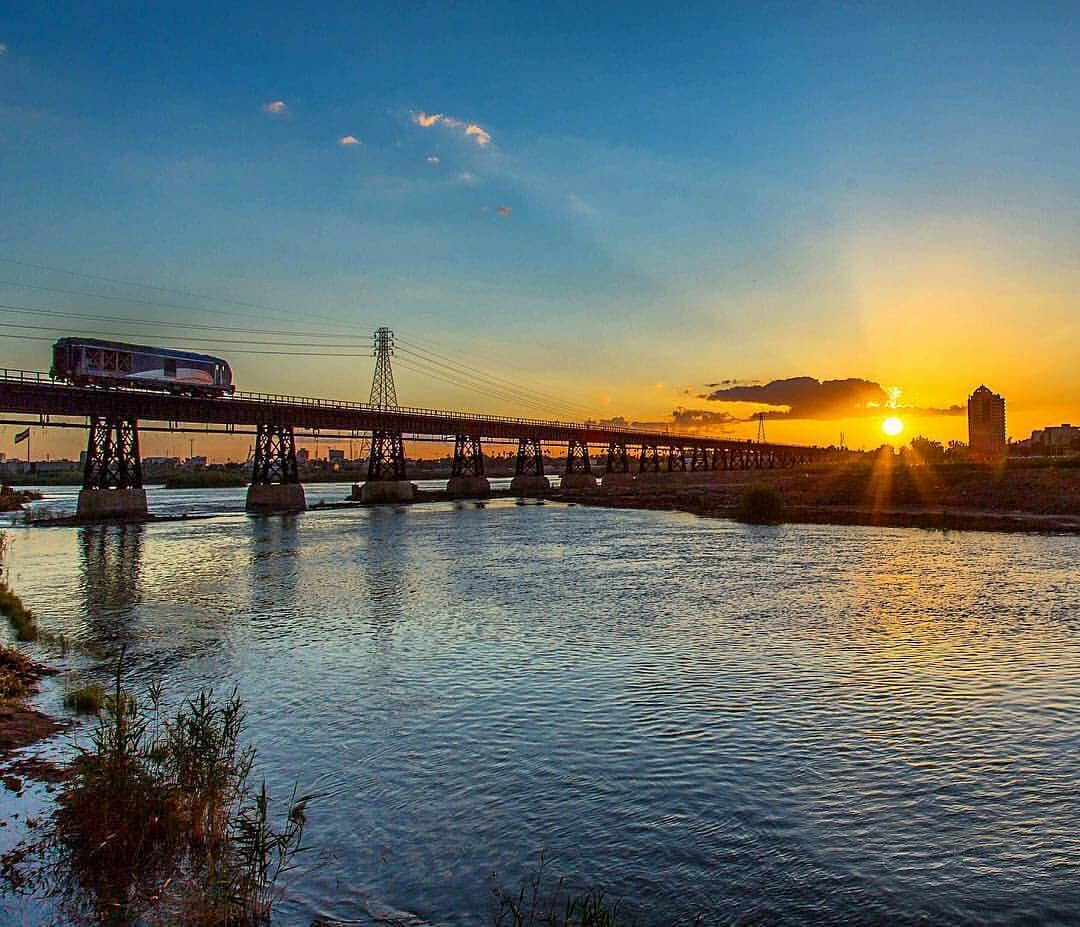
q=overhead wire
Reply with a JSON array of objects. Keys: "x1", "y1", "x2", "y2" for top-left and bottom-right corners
[
  {"x1": 391, "y1": 356, "x2": 565, "y2": 417},
  {"x1": 395, "y1": 346, "x2": 590, "y2": 421},
  {"x1": 0, "y1": 302, "x2": 372, "y2": 340},
  {"x1": 396, "y1": 336, "x2": 598, "y2": 418},
  {"x1": 0, "y1": 256, "x2": 377, "y2": 333},
  {"x1": 0, "y1": 259, "x2": 607, "y2": 421},
  {"x1": 0, "y1": 332, "x2": 373, "y2": 357}
]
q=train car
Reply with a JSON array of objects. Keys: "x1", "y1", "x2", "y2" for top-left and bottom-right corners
[{"x1": 50, "y1": 338, "x2": 235, "y2": 396}]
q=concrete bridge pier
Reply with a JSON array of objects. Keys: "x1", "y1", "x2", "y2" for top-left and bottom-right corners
[
  {"x1": 246, "y1": 423, "x2": 306, "y2": 512},
  {"x1": 359, "y1": 429, "x2": 415, "y2": 503},
  {"x1": 446, "y1": 434, "x2": 490, "y2": 498},
  {"x1": 510, "y1": 436, "x2": 550, "y2": 495},
  {"x1": 77, "y1": 416, "x2": 149, "y2": 520},
  {"x1": 561, "y1": 438, "x2": 596, "y2": 490}
]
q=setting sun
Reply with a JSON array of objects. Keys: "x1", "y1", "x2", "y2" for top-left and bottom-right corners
[{"x1": 882, "y1": 416, "x2": 904, "y2": 437}]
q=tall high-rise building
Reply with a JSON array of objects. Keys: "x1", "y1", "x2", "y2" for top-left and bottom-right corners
[{"x1": 967, "y1": 385, "x2": 1006, "y2": 458}]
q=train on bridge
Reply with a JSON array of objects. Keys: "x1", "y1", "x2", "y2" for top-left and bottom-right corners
[{"x1": 51, "y1": 338, "x2": 235, "y2": 398}]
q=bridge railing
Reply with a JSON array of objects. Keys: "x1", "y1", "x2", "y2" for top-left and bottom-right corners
[
  {"x1": 0, "y1": 369, "x2": 51, "y2": 384},
  {"x1": 229, "y1": 387, "x2": 688, "y2": 440}
]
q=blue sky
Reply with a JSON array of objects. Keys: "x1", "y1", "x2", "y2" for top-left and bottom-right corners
[{"x1": 1, "y1": 2, "x2": 1078, "y2": 454}]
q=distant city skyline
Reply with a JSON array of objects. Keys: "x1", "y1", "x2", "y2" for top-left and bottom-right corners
[{"x1": 1, "y1": 2, "x2": 1077, "y2": 460}]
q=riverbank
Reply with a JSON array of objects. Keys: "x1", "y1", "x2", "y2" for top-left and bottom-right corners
[
  {"x1": 560, "y1": 461, "x2": 1080, "y2": 533},
  {"x1": 0, "y1": 487, "x2": 43, "y2": 513},
  {"x1": 0, "y1": 580, "x2": 67, "y2": 793}
]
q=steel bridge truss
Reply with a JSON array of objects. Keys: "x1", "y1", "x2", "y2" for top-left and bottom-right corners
[
  {"x1": 639, "y1": 443, "x2": 661, "y2": 473},
  {"x1": 515, "y1": 436, "x2": 544, "y2": 476},
  {"x1": 451, "y1": 434, "x2": 485, "y2": 478},
  {"x1": 565, "y1": 438, "x2": 592, "y2": 474},
  {"x1": 251, "y1": 423, "x2": 301, "y2": 485},
  {"x1": 83, "y1": 416, "x2": 142, "y2": 490},
  {"x1": 368, "y1": 429, "x2": 407, "y2": 481},
  {"x1": 605, "y1": 441, "x2": 630, "y2": 473}
]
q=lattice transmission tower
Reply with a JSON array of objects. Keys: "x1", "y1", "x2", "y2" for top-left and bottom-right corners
[
  {"x1": 369, "y1": 327, "x2": 398, "y2": 409},
  {"x1": 756, "y1": 411, "x2": 766, "y2": 444}
]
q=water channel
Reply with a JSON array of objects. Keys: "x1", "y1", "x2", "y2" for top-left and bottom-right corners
[{"x1": 2, "y1": 483, "x2": 1078, "y2": 924}]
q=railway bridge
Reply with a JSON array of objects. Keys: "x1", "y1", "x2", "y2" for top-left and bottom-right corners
[{"x1": 0, "y1": 369, "x2": 847, "y2": 518}]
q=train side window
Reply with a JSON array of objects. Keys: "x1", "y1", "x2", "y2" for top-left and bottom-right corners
[{"x1": 164, "y1": 358, "x2": 177, "y2": 377}]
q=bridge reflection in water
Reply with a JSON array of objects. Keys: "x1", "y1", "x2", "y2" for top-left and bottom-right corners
[{"x1": 79, "y1": 523, "x2": 144, "y2": 647}]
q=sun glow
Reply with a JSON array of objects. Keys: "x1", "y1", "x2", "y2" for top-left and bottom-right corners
[{"x1": 882, "y1": 416, "x2": 904, "y2": 437}]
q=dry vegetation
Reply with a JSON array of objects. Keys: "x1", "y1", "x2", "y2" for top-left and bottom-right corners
[{"x1": 3, "y1": 658, "x2": 313, "y2": 926}]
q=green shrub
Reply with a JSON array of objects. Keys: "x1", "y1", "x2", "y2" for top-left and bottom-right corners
[
  {"x1": 735, "y1": 485, "x2": 784, "y2": 524},
  {"x1": 64, "y1": 683, "x2": 105, "y2": 714}
]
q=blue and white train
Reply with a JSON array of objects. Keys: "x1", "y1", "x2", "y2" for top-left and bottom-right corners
[{"x1": 50, "y1": 338, "x2": 235, "y2": 397}]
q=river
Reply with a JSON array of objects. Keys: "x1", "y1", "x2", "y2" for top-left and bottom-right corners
[{"x1": 2, "y1": 483, "x2": 1078, "y2": 925}]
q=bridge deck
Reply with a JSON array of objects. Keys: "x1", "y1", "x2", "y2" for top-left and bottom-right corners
[{"x1": 0, "y1": 369, "x2": 833, "y2": 456}]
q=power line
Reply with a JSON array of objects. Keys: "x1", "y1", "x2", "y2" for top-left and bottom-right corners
[
  {"x1": 0, "y1": 333, "x2": 373, "y2": 357},
  {"x1": 0, "y1": 319, "x2": 357, "y2": 349},
  {"x1": 397, "y1": 335, "x2": 597, "y2": 418},
  {"x1": 0, "y1": 256, "x2": 376, "y2": 332},
  {"x1": 0, "y1": 258, "x2": 605, "y2": 420},
  {"x1": 395, "y1": 346, "x2": 585, "y2": 419},
  {"x1": 0, "y1": 302, "x2": 371, "y2": 340}
]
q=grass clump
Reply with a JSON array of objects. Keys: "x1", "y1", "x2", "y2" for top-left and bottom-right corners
[
  {"x1": 0, "y1": 580, "x2": 40, "y2": 642},
  {"x1": 735, "y1": 484, "x2": 784, "y2": 525},
  {"x1": 0, "y1": 645, "x2": 39, "y2": 701},
  {"x1": 63, "y1": 683, "x2": 105, "y2": 714},
  {"x1": 3, "y1": 656, "x2": 313, "y2": 925},
  {"x1": 494, "y1": 865, "x2": 636, "y2": 927}
]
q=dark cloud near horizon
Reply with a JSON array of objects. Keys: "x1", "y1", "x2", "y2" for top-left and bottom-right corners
[{"x1": 704, "y1": 376, "x2": 962, "y2": 421}]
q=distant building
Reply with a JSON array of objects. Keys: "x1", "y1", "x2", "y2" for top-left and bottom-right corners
[
  {"x1": 297, "y1": 448, "x2": 310, "y2": 465},
  {"x1": 967, "y1": 385, "x2": 1006, "y2": 458},
  {"x1": 1023, "y1": 423, "x2": 1080, "y2": 451},
  {"x1": 328, "y1": 449, "x2": 345, "y2": 464},
  {"x1": 184, "y1": 456, "x2": 208, "y2": 469},
  {"x1": 33, "y1": 459, "x2": 79, "y2": 475}
]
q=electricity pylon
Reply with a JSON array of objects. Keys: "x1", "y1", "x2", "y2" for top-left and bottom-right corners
[{"x1": 369, "y1": 327, "x2": 398, "y2": 409}]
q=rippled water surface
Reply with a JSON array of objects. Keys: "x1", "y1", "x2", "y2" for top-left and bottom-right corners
[{"x1": 3, "y1": 485, "x2": 1079, "y2": 925}]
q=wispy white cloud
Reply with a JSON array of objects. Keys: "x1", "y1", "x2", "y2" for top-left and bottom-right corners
[
  {"x1": 425, "y1": 155, "x2": 440, "y2": 164},
  {"x1": 411, "y1": 111, "x2": 492, "y2": 146},
  {"x1": 0, "y1": 43, "x2": 8, "y2": 56},
  {"x1": 261, "y1": 100, "x2": 288, "y2": 115},
  {"x1": 338, "y1": 135, "x2": 360, "y2": 146},
  {"x1": 465, "y1": 124, "x2": 491, "y2": 146}
]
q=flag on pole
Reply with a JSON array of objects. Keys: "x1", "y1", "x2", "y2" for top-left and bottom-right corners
[{"x1": 14, "y1": 428, "x2": 30, "y2": 445}]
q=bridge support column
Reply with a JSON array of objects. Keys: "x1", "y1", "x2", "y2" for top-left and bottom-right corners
[
  {"x1": 510, "y1": 436, "x2": 550, "y2": 495},
  {"x1": 690, "y1": 446, "x2": 712, "y2": 474},
  {"x1": 561, "y1": 438, "x2": 596, "y2": 490},
  {"x1": 446, "y1": 434, "x2": 490, "y2": 498},
  {"x1": 360, "y1": 429, "x2": 415, "y2": 503},
  {"x1": 635, "y1": 443, "x2": 664, "y2": 484},
  {"x1": 77, "y1": 416, "x2": 149, "y2": 520},
  {"x1": 601, "y1": 441, "x2": 634, "y2": 488},
  {"x1": 246, "y1": 423, "x2": 306, "y2": 512}
]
